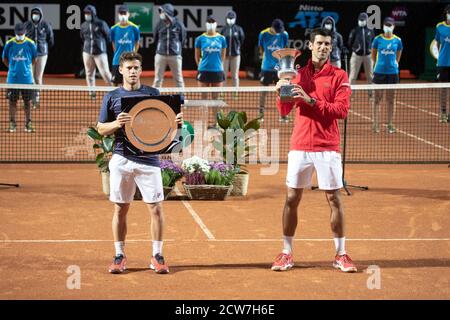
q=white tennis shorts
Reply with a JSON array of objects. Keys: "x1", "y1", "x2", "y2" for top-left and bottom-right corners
[
  {"x1": 286, "y1": 151, "x2": 343, "y2": 190},
  {"x1": 109, "y1": 154, "x2": 164, "y2": 203}
]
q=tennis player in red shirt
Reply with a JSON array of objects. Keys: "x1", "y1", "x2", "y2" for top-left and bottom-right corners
[{"x1": 271, "y1": 28, "x2": 357, "y2": 273}]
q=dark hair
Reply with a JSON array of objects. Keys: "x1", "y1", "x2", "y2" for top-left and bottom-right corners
[
  {"x1": 443, "y1": 5, "x2": 450, "y2": 20},
  {"x1": 309, "y1": 28, "x2": 333, "y2": 42},
  {"x1": 119, "y1": 52, "x2": 143, "y2": 66}
]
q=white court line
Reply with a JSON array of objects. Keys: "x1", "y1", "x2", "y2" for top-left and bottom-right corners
[
  {"x1": 173, "y1": 186, "x2": 215, "y2": 240},
  {"x1": 1, "y1": 238, "x2": 449, "y2": 243},
  {"x1": 349, "y1": 110, "x2": 450, "y2": 153},
  {"x1": 397, "y1": 101, "x2": 439, "y2": 117}
]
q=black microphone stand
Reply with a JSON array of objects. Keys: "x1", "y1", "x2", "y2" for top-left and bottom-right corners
[
  {"x1": 340, "y1": 48, "x2": 368, "y2": 195},
  {"x1": 312, "y1": 48, "x2": 368, "y2": 195},
  {"x1": 0, "y1": 183, "x2": 19, "y2": 187}
]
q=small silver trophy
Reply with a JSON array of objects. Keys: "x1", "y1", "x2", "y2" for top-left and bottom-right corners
[{"x1": 272, "y1": 48, "x2": 301, "y2": 102}]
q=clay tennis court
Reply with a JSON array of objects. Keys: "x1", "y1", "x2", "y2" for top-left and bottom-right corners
[
  {"x1": 0, "y1": 77, "x2": 449, "y2": 300},
  {"x1": 1, "y1": 163, "x2": 449, "y2": 299}
]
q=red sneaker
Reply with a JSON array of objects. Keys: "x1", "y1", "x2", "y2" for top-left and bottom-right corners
[
  {"x1": 150, "y1": 253, "x2": 169, "y2": 274},
  {"x1": 271, "y1": 252, "x2": 294, "y2": 271},
  {"x1": 333, "y1": 253, "x2": 357, "y2": 272},
  {"x1": 108, "y1": 254, "x2": 127, "y2": 274}
]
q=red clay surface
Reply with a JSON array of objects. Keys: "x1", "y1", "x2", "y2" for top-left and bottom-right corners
[{"x1": 0, "y1": 163, "x2": 449, "y2": 300}]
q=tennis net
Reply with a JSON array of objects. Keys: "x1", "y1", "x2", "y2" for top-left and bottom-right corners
[{"x1": 0, "y1": 83, "x2": 449, "y2": 164}]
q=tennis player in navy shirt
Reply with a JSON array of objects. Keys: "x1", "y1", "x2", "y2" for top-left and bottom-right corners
[{"x1": 97, "y1": 52, "x2": 183, "y2": 275}]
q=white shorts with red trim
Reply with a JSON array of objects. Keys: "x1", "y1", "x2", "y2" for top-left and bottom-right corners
[
  {"x1": 286, "y1": 151, "x2": 343, "y2": 190},
  {"x1": 109, "y1": 154, "x2": 164, "y2": 204}
]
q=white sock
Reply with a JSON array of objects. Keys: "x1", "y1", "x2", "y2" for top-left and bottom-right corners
[
  {"x1": 114, "y1": 241, "x2": 125, "y2": 256},
  {"x1": 282, "y1": 236, "x2": 294, "y2": 254},
  {"x1": 334, "y1": 237, "x2": 346, "y2": 256},
  {"x1": 152, "y1": 240, "x2": 163, "y2": 256}
]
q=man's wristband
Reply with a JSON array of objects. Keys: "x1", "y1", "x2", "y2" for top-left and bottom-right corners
[{"x1": 308, "y1": 97, "x2": 316, "y2": 105}]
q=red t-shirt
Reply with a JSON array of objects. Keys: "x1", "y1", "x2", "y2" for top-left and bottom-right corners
[{"x1": 276, "y1": 59, "x2": 351, "y2": 152}]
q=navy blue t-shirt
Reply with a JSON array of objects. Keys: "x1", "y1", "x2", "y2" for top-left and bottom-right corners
[{"x1": 98, "y1": 85, "x2": 161, "y2": 167}]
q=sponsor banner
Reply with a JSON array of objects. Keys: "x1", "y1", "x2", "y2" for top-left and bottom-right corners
[
  {"x1": 117, "y1": 4, "x2": 232, "y2": 33},
  {"x1": 123, "y1": 2, "x2": 154, "y2": 33},
  {"x1": 0, "y1": 4, "x2": 60, "y2": 30}
]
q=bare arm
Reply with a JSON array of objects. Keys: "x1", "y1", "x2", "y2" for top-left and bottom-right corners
[
  {"x1": 221, "y1": 48, "x2": 226, "y2": 64},
  {"x1": 98, "y1": 112, "x2": 183, "y2": 136},
  {"x1": 259, "y1": 46, "x2": 264, "y2": 59},
  {"x1": 3, "y1": 58, "x2": 8, "y2": 68},
  {"x1": 134, "y1": 41, "x2": 139, "y2": 52},
  {"x1": 396, "y1": 50, "x2": 402, "y2": 63},
  {"x1": 112, "y1": 42, "x2": 115, "y2": 52},
  {"x1": 97, "y1": 112, "x2": 131, "y2": 136},
  {"x1": 195, "y1": 48, "x2": 201, "y2": 66},
  {"x1": 371, "y1": 48, "x2": 377, "y2": 66}
]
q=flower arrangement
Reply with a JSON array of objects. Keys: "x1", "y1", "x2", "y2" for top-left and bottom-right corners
[
  {"x1": 160, "y1": 160, "x2": 184, "y2": 187},
  {"x1": 206, "y1": 162, "x2": 236, "y2": 186},
  {"x1": 182, "y1": 156, "x2": 210, "y2": 185},
  {"x1": 182, "y1": 156, "x2": 236, "y2": 186}
]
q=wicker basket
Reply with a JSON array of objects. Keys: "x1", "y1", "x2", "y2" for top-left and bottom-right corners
[{"x1": 183, "y1": 184, "x2": 233, "y2": 200}]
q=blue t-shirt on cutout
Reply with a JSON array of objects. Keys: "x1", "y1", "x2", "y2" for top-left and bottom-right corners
[
  {"x1": 372, "y1": 34, "x2": 403, "y2": 74},
  {"x1": 194, "y1": 33, "x2": 227, "y2": 72},
  {"x1": 435, "y1": 21, "x2": 450, "y2": 67},
  {"x1": 258, "y1": 28, "x2": 289, "y2": 71},
  {"x1": 110, "y1": 22, "x2": 140, "y2": 66},
  {"x1": 2, "y1": 37, "x2": 37, "y2": 84}
]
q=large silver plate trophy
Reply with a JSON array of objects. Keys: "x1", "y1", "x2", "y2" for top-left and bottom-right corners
[{"x1": 272, "y1": 48, "x2": 301, "y2": 102}]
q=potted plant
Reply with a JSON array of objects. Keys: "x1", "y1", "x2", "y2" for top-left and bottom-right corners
[
  {"x1": 181, "y1": 156, "x2": 235, "y2": 200},
  {"x1": 212, "y1": 110, "x2": 261, "y2": 196},
  {"x1": 160, "y1": 159, "x2": 184, "y2": 199},
  {"x1": 87, "y1": 126, "x2": 114, "y2": 195}
]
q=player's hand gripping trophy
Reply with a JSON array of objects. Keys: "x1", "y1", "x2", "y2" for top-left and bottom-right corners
[{"x1": 272, "y1": 49, "x2": 301, "y2": 102}]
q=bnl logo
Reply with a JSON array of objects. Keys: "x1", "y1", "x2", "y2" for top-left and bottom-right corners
[{"x1": 289, "y1": 11, "x2": 339, "y2": 29}]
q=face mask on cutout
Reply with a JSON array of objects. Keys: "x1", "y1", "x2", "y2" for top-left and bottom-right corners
[
  {"x1": 118, "y1": 14, "x2": 128, "y2": 23},
  {"x1": 32, "y1": 14, "x2": 40, "y2": 22},
  {"x1": 358, "y1": 20, "x2": 367, "y2": 27},
  {"x1": 85, "y1": 14, "x2": 92, "y2": 22},
  {"x1": 383, "y1": 25, "x2": 394, "y2": 34},
  {"x1": 16, "y1": 34, "x2": 25, "y2": 41},
  {"x1": 324, "y1": 23, "x2": 333, "y2": 31},
  {"x1": 206, "y1": 22, "x2": 217, "y2": 32},
  {"x1": 227, "y1": 18, "x2": 236, "y2": 25}
]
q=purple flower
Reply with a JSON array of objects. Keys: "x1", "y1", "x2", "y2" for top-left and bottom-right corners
[
  {"x1": 160, "y1": 160, "x2": 184, "y2": 174},
  {"x1": 209, "y1": 162, "x2": 234, "y2": 174}
]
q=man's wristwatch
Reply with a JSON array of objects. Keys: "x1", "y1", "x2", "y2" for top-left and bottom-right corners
[{"x1": 308, "y1": 97, "x2": 316, "y2": 105}]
